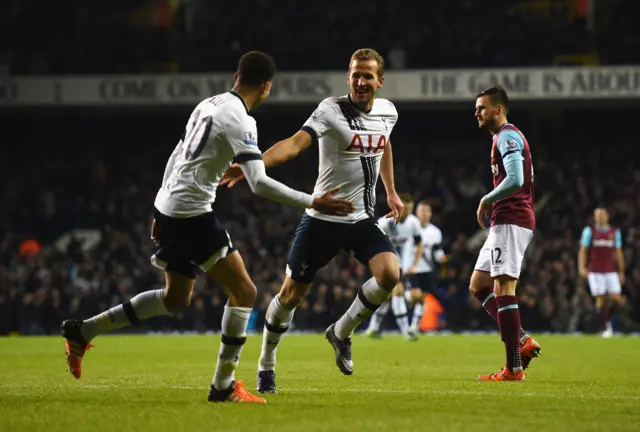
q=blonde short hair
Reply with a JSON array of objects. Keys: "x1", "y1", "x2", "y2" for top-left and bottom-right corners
[{"x1": 350, "y1": 48, "x2": 385, "y2": 77}]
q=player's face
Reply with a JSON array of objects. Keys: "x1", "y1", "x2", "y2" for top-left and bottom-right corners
[
  {"x1": 594, "y1": 208, "x2": 608, "y2": 225},
  {"x1": 401, "y1": 201, "x2": 414, "y2": 219},
  {"x1": 475, "y1": 96, "x2": 500, "y2": 130},
  {"x1": 417, "y1": 204, "x2": 432, "y2": 224},
  {"x1": 348, "y1": 59, "x2": 384, "y2": 110}
]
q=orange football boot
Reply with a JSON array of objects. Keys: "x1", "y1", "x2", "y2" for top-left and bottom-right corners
[
  {"x1": 208, "y1": 381, "x2": 267, "y2": 404},
  {"x1": 521, "y1": 336, "x2": 541, "y2": 370},
  {"x1": 61, "y1": 319, "x2": 93, "y2": 379},
  {"x1": 478, "y1": 367, "x2": 525, "y2": 381}
]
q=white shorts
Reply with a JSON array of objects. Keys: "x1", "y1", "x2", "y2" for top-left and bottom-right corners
[
  {"x1": 475, "y1": 224, "x2": 533, "y2": 278},
  {"x1": 587, "y1": 272, "x2": 621, "y2": 297}
]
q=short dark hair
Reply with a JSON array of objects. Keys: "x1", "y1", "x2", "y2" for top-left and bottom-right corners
[
  {"x1": 399, "y1": 193, "x2": 414, "y2": 204},
  {"x1": 237, "y1": 51, "x2": 276, "y2": 87},
  {"x1": 477, "y1": 85, "x2": 509, "y2": 113}
]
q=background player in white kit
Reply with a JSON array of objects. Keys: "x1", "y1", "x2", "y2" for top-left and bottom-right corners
[
  {"x1": 222, "y1": 48, "x2": 404, "y2": 393},
  {"x1": 365, "y1": 194, "x2": 423, "y2": 340},
  {"x1": 407, "y1": 202, "x2": 447, "y2": 333},
  {"x1": 60, "y1": 51, "x2": 354, "y2": 404}
]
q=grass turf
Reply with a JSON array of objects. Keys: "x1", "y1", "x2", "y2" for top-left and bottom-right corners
[{"x1": 2, "y1": 333, "x2": 640, "y2": 432}]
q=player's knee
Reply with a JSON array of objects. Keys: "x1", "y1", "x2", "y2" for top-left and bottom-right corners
[
  {"x1": 392, "y1": 283, "x2": 404, "y2": 296},
  {"x1": 493, "y1": 275, "x2": 517, "y2": 296},
  {"x1": 375, "y1": 268, "x2": 400, "y2": 292},
  {"x1": 228, "y1": 277, "x2": 257, "y2": 307},
  {"x1": 469, "y1": 271, "x2": 491, "y2": 294},
  {"x1": 162, "y1": 287, "x2": 193, "y2": 313},
  {"x1": 278, "y1": 278, "x2": 310, "y2": 308},
  {"x1": 410, "y1": 289, "x2": 423, "y2": 303},
  {"x1": 609, "y1": 294, "x2": 624, "y2": 305}
]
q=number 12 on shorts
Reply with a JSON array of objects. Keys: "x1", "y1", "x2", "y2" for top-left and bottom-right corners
[{"x1": 491, "y1": 247, "x2": 503, "y2": 265}]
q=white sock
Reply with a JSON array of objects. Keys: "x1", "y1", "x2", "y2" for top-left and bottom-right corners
[
  {"x1": 81, "y1": 289, "x2": 170, "y2": 342},
  {"x1": 212, "y1": 305, "x2": 251, "y2": 391},
  {"x1": 391, "y1": 295, "x2": 409, "y2": 335},
  {"x1": 334, "y1": 277, "x2": 390, "y2": 340},
  {"x1": 258, "y1": 295, "x2": 295, "y2": 372},
  {"x1": 366, "y1": 301, "x2": 389, "y2": 333},
  {"x1": 410, "y1": 302, "x2": 424, "y2": 331}
]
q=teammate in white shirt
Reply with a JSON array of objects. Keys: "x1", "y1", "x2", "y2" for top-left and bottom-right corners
[
  {"x1": 365, "y1": 194, "x2": 423, "y2": 340},
  {"x1": 406, "y1": 202, "x2": 447, "y2": 332},
  {"x1": 60, "y1": 51, "x2": 354, "y2": 404},
  {"x1": 222, "y1": 48, "x2": 404, "y2": 393}
]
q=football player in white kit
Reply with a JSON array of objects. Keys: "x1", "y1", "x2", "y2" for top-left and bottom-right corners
[
  {"x1": 407, "y1": 202, "x2": 447, "y2": 332},
  {"x1": 60, "y1": 51, "x2": 354, "y2": 404},
  {"x1": 222, "y1": 48, "x2": 404, "y2": 393},
  {"x1": 364, "y1": 194, "x2": 423, "y2": 340}
]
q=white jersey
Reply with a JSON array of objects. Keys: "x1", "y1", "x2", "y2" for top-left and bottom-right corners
[
  {"x1": 154, "y1": 92, "x2": 313, "y2": 218},
  {"x1": 302, "y1": 95, "x2": 398, "y2": 223},
  {"x1": 415, "y1": 223, "x2": 444, "y2": 273},
  {"x1": 377, "y1": 214, "x2": 422, "y2": 272},
  {"x1": 155, "y1": 92, "x2": 260, "y2": 217}
]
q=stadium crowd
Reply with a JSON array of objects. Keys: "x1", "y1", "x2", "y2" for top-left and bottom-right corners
[
  {"x1": 3, "y1": 0, "x2": 639, "y2": 75},
  {"x1": 1, "y1": 106, "x2": 639, "y2": 336}
]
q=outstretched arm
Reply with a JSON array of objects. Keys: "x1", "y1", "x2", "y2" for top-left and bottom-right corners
[
  {"x1": 221, "y1": 130, "x2": 313, "y2": 188},
  {"x1": 239, "y1": 157, "x2": 354, "y2": 216},
  {"x1": 261, "y1": 129, "x2": 313, "y2": 169},
  {"x1": 239, "y1": 156, "x2": 313, "y2": 208}
]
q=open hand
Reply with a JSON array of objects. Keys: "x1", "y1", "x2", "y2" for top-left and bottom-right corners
[
  {"x1": 220, "y1": 163, "x2": 245, "y2": 188},
  {"x1": 312, "y1": 188, "x2": 356, "y2": 216},
  {"x1": 476, "y1": 198, "x2": 491, "y2": 228},
  {"x1": 385, "y1": 192, "x2": 404, "y2": 224}
]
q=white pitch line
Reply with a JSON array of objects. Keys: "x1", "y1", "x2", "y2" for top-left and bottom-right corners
[{"x1": 2, "y1": 383, "x2": 639, "y2": 400}]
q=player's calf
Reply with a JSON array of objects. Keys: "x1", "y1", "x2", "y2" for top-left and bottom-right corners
[
  {"x1": 61, "y1": 283, "x2": 179, "y2": 378},
  {"x1": 206, "y1": 252, "x2": 261, "y2": 399},
  {"x1": 278, "y1": 277, "x2": 312, "y2": 308},
  {"x1": 329, "y1": 275, "x2": 394, "y2": 374},
  {"x1": 391, "y1": 290, "x2": 410, "y2": 337},
  {"x1": 257, "y1": 278, "x2": 309, "y2": 382},
  {"x1": 408, "y1": 288, "x2": 424, "y2": 337}
]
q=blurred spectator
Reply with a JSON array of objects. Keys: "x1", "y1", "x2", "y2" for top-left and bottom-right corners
[
  {"x1": 1, "y1": 105, "x2": 639, "y2": 334},
  {"x1": 4, "y1": 0, "x2": 640, "y2": 74}
]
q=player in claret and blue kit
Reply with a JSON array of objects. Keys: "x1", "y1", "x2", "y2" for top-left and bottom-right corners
[
  {"x1": 578, "y1": 207, "x2": 626, "y2": 337},
  {"x1": 470, "y1": 86, "x2": 541, "y2": 382}
]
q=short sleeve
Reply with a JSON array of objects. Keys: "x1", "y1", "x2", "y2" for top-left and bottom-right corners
[
  {"x1": 580, "y1": 226, "x2": 592, "y2": 247},
  {"x1": 412, "y1": 218, "x2": 422, "y2": 238},
  {"x1": 615, "y1": 229, "x2": 622, "y2": 248},
  {"x1": 227, "y1": 115, "x2": 262, "y2": 163},
  {"x1": 301, "y1": 98, "x2": 337, "y2": 141},
  {"x1": 434, "y1": 227, "x2": 443, "y2": 245},
  {"x1": 497, "y1": 130, "x2": 524, "y2": 161},
  {"x1": 384, "y1": 100, "x2": 399, "y2": 131}
]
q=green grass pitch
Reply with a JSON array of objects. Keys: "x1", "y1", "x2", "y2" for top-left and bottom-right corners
[{"x1": 2, "y1": 333, "x2": 640, "y2": 432}]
